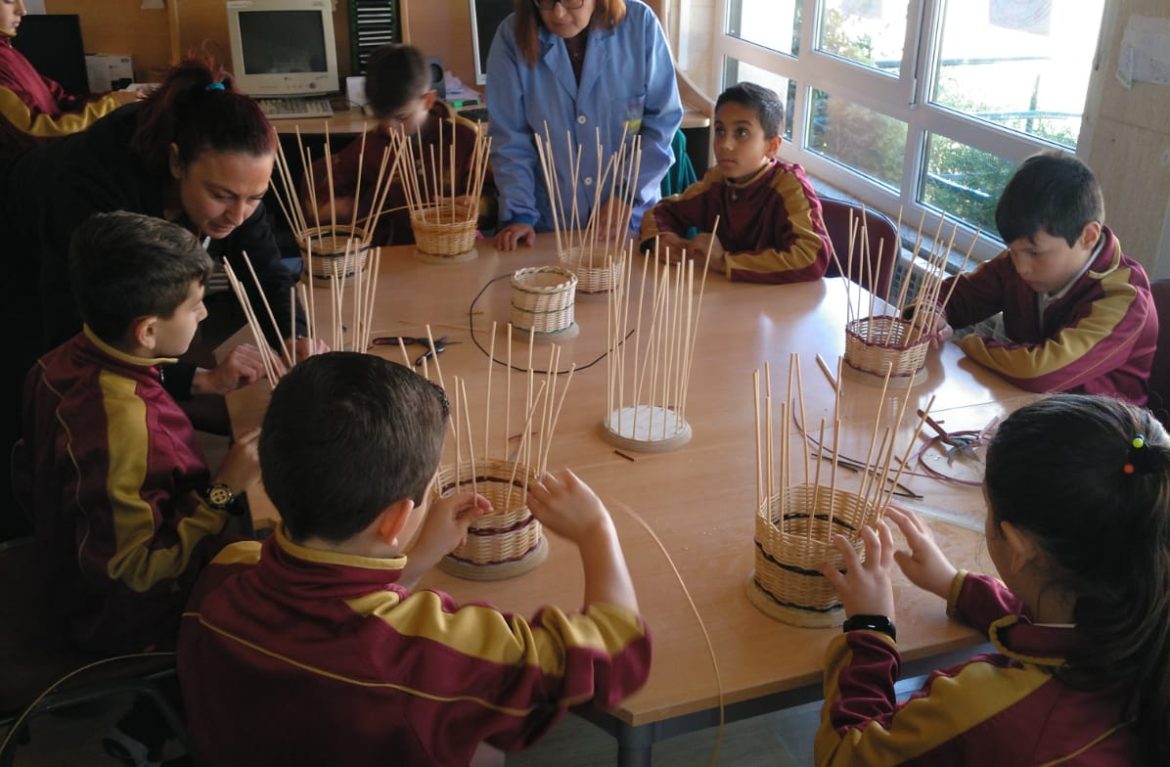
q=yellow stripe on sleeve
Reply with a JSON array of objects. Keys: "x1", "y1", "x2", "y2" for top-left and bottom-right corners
[
  {"x1": 98, "y1": 370, "x2": 227, "y2": 592},
  {"x1": 346, "y1": 589, "x2": 645, "y2": 675},
  {"x1": 0, "y1": 88, "x2": 120, "y2": 138},
  {"x1": 815, "y1": 633, "x2": 1052, "y2": 766}
]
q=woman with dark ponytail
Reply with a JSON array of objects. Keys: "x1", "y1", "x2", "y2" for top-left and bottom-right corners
[
  {"x1": 2, "y1": 60, "x2": 323, "y2": 464},
  {"x1": 817, "y1": 393, "x2": 1170, "y2": 765}
]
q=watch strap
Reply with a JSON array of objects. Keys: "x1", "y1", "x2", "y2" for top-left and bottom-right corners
[{"x1": 842, "y1": 613, "x2": 896, "y2": 641}]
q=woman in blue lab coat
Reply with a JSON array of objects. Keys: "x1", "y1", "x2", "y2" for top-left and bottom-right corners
[{"x1": 487, "y1": 0, "x2": 682, "y2": 250}]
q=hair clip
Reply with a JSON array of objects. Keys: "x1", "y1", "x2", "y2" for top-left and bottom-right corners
[
  {"x1": 205, "y1": 81, "x2": 226, "y2": 92},
  {"x1": 1125, "y1": 434, "x2": 1149, "y2": 475}
]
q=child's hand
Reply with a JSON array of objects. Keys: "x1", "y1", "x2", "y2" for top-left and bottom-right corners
[
  {"x1": 655, "y1": 233, "x2": 690, "y2": 264},
  {"x1": 690, "y1": 233, "x2": 726, "y2": 274},
  {"x1": 526, "y1": 469, "x2": 614, "y2": 546},
  {"x1": 193, "y1": 344, "x2": 267, "y2": 395},
  {"x1": 885, "y1": 506, "x2": 958, "y2": 600},
  {"x1": 290, "y1": 336, "x2": 330, "y2": 364},
  {"x1": 409, "y1": 492, "x2": 492, "y2": 567},
  {"x1": 820, "y1": 521, "x2": 897, "y2": 621},
  {"x1": 213, "y1": 428, "x2": 262, "y2": 497},
  {"x1": 495, "y1": 223, "x2": 536, "y2": 251}
]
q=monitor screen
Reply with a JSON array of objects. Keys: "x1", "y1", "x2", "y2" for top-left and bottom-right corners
[
  {"x1": 238, "y1": 11, "x2": 328, "y2": 76},
  {"x1": 469, "y1": 0, "x2": 513, "y2": 86},
  {"x1": 227, "y1": 0, "x2": 339, "y2": 97},
  {"x1": 12, "y1": 14, "x2": 89, "y2": 97}
]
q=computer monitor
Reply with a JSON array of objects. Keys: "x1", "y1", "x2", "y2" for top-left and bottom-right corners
[
  {"x1": 226, "y1": 0, "x2": 339, "y2": 97},
  {"x1": 468, "y1": 0, "x2": 513, "y2": 86}
]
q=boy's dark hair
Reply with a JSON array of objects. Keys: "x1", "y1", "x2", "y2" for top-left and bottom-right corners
[
  {"x1": 69, "y1": 211, "x2": 213, "y2": 343},
  {"x1": 260, "y1": 352, "x2": 450, "y2": 543},
  {"x1": 716, "y1": 82, "x2": 785, "y2": 140},
  {"x1": 365, "y1": 44, "x2": 430, "y2": 118},
  {"x1": 995, "y1": 152, "x2": 1104, "y2": 247},
  {"x1": 985, "y1": 394, "x2": 1170, "y2": 764}
]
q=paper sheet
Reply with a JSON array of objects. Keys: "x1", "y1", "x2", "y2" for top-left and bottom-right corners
[{"x1": 1117, "y1": 15, "x2": 1170, "y2": 89}]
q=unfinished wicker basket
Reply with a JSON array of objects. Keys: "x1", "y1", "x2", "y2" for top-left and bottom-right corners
[
  {"x1": 410, "y1": 203, "x2": 477, "y2": 259},
  {"x1": 558, "y1": 244, "x2": 623, "y2": 294},
  {"x1": 844, "y1": 315, "x2": 931, "y2": 383},
  {"x1": 435, "y1": 458, "x2": 547, "y2": 580},
  {"x1": 748, "y1": 484, "x2": 870, "y2": 628},
  {"x1": 297, "y1": 225, "x2": 370, "y2": 283},
  {"x1": 510, "y1": 266, "x2": 578, "y2": 335}
]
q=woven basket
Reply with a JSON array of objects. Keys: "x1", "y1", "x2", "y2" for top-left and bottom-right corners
[
  {"x1": 297, "y1": 225, "x2": 369, "y2": 282},
  {"x1": 435, "y1": 458, "x2": 544, "y2": 570},
  {"x1": 410, "y1": 204, "x2": 477, "y2": 257},
  {"x1": 558, "y1": 244, "x2": 623, "y2": 294},
  {"x1": 844, "y1": 315, "x2": 931, "y2": 379},
  {"x1": 751, "y1": 484, "x2": 870, "y2": 627},
  {"x1": 510, "y1": 266, "x2": 577, "y2": 334}
]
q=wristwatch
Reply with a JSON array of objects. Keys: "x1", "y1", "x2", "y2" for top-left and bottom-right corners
[
  {"x1": 842, "y1": 614, "x2": 897, "y2": 641},
  {"x1": 203, "y1": 483, "x2": 241, "y2": 515}
]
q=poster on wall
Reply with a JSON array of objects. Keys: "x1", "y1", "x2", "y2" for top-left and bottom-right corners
[
  {"x1": 1116, "y1": 15, "x2": 1170, "y2": 89},
  {"x1": 989, "y1": 0, "x2": 1052, "y2": 35}
]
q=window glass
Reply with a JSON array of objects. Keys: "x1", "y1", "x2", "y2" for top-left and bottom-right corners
[
  {"x1": 931, "y1": 0, "x2": 1106, "y2": 147},
  {"x1": 920, "y1": 133, "x2": 1017, "y2": 234},
  {"x1": 726, "y1": 0, "x2": 801, "y2": 57},
  {"x1": 807, "y1": 88, "x2": 907, "y2": 189},
  {"x1": 817, "y1": 0, "x2": 910, "y2": 76}
]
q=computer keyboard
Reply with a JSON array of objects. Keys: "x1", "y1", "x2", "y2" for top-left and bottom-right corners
[
  {"x1": 257, "y1": 97, "x2": 334, "y2": 120},
  {"x1": 458, "y1": 106, "x2": 490, "y2": 123}
]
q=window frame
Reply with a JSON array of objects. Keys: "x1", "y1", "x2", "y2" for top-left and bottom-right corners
[{"x1": 708, "y1": 0, "x2": 1112, "y2": 263}]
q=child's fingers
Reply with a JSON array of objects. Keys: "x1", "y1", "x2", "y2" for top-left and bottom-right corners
[
  {"x1": 877, "y1": 520, "x2": 895, "y2": 568},
  {"x1": 832, "y1": 533, "x2": 861, "y2": 572},
  {"x1": 860, "y1": 526, "x2": 881, "y2": 569},
  {"x1": 820, "y1": 562, "x2": 846, "y2": 592}
]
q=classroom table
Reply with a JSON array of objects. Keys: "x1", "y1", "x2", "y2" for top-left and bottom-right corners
[{"x1": 225, "y1": 235, "x2": 1029, "y2": 765}]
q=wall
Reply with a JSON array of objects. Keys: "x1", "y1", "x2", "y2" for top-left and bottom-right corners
[
  {"x1": 1085, "y1": 0, "x2": 1170, "y2": 276},
  {"x1": 44, "y1": 0, "x2": 352, "y2": 84},
  {"x1": 402, "y1": 2, "x2": 476, "y2": 89}
]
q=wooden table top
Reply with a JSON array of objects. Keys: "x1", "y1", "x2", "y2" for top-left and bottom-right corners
[{"x1": 226, "y1": 235, "x2": 1029, "y2": 727}]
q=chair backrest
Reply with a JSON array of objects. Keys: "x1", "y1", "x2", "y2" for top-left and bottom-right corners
[
  {"x1": 1146, "y1": 279, "x2": 1170, "y2": 426},
  {"x1": 819, "y1": 197, "x2": 900, "y2": 299}
]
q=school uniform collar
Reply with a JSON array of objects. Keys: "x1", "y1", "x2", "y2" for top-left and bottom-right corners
[
  {"x1": 987, "y1": 612, "x2": 1085, "y2": 669},
  {"x1": 81, "y1": 325, "x2": 179, "y2": 368},
  {"x1": 721, "y1": 159, "x2": 777, "y2": 190},
  {"x1": 260, "y1": 524, "x2": 409, "y2": 598},
  {"x1": 1043, "y1": 230, "x2": 1108, "y2": 301}
]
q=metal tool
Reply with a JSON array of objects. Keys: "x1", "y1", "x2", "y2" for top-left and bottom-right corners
[{"x1": 916, "y1": 409, "x2": 981, "y2": 464}]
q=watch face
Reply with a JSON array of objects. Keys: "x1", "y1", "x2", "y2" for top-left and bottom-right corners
[{"x1": 208, "y1": 485, "x2": 233, "y2": 507}]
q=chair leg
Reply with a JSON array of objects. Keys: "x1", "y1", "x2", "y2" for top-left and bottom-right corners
[{"x1": 135, "y1": 682, "x2": 203, "y2": 767}]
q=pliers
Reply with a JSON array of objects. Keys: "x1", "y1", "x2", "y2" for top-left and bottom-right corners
[{"x1": 370, "y1": 335, "x2": 459, "y2": 366}]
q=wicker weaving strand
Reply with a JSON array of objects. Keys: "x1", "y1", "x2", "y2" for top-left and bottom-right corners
[{"x1": 510, "y1": 266, "x2": 578, "y2": 336}]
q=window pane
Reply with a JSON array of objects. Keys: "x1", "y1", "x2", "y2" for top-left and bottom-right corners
[
  {"x1": 723, "y1": 58, "x2": 796, "y2": 141},
  {"x1": 920, "y1": 133, "x2": 1016, "y2": 234},
  {"x1": 817, "y1": 0, "x2": 909, "y2": 76},
  {"x1": 931, "y1": 0, "x2": 1105, "y2": 147},
  {"x1": 807, "y1": 88, "x2": 907, "y2": 189},
  {"x1": 727, "y1": 0, "x2": 800, "y2": 57}
]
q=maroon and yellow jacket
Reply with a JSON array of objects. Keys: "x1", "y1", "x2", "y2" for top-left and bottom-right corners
[
  {"x1": 0, "y1": 35, "x2": 119, "y2": 138},
  {"x1": 816, "y1": 572, "x2": 1137, "y2": 765},
  {"x1": 15, "y1": 328, "x2": 235, "y2": 655},
  {"x1": 300, "y1": 100, "x2": 487, "y2": 246},
  {"x1": 178, "y1": 527, "x2": 651, "y2": 767},
  {"x1": 639, "y1": 159, "x2": 830, "y2": 284},
  {"x1": 936, "y1": 227, "x2": 1156, "y2": 403}
]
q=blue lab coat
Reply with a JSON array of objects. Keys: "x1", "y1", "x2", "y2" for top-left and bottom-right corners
[{"x1": 486, "y1": 0, "x2": 682, "y2": 234}]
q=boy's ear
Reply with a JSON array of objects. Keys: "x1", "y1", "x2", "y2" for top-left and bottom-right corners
[
  {"x1": 999, "y1": 520, "x2": 1041, "y2": 574},
  {"x1": 1078, "y1": 220, "x2": 1102, "y2": 251},
  {"x1": 422, "y1": 89, "x2": 438, "y2": 110},
  {"x1": 375, "y1": 497, "x2": 416, "y2": 546},
  {"x1": 765, "y1": 134, "x2": 782, "y2": 159},
  {"x1": 168, "y1": 142, "x2": 183, "y2": 181},
  {"x1": 132, "y1": 316, "x2": 159, "y2": 352}
]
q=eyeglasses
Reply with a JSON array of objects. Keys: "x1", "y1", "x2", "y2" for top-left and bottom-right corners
[{"x1": 532, "y1": 0, "x2": 586, "y2": 10}]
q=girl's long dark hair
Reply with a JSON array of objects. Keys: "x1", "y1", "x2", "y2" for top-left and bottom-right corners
[
  {"x1": 130, "y1": 58, "x2": 274, "y2": 179},
  {"x1": 985, "y1": 394, "x2": 1170, "y2": 763}
]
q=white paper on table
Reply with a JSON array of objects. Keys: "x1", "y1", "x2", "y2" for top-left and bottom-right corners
[{"x1": 1117, "y1": 15, "x2": 1170, "y2": 89}]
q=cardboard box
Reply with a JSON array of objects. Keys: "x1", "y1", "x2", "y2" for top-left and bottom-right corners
[{"x1": 85, "y1": 55, "x2": 133, "y2": 93}]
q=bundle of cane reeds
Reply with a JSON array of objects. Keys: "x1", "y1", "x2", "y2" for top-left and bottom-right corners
[
  {"x1": 834, "y1": 209, "x2": 978, "y2": 385},
  {"x1": 397, "y1": 120, "x2": 492, "y2": 260},
  {"x1": 599, "y1": 231, "x2": 715, "y2": 453},
  {"x1": 269, "y1": 123, "x2": 400, "y2": 281},
  {"x1": 417, "y1": 322, "x2": 575, "y2": 580},
  {"x1": 534, "y1": 125, "x2": 642, "y2": 293},
  {"x1": 748, "y1": 354, "x2": 934, "y2": 627}
]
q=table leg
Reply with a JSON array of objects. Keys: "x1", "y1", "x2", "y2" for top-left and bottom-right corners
[{"x1": 615, "y1": 722, "x2": 654, "y2": 767}]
